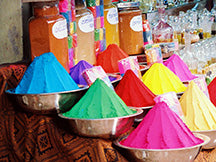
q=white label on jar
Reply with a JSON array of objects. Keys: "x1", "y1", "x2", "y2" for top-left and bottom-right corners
[
  {"x1": 130, "y1": 15, "x2": 143, "y2": 32},
  {"x1": 107, "y1": 8, "x2": 119, "y2": 25},
  {"x1": 78, "y1": 14, "x2": 94, "y2": 33},
  {"x1": 52, "y1": 19, "x2": 68, "y2": 39}
]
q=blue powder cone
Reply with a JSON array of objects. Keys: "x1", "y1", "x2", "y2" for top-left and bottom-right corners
[
  {"x1": 15, "y1": 52, "x2": 79, "y2": 94},
  {"x1": 69, "y1": 60, "x2": 93, "y2": 85}
]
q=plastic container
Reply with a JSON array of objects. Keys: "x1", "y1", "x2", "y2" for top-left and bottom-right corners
[
  {"x1": 29, "y1": 2, "x2": 69, "y2": 72},
  {"x1": 104, "y1": 0, "x2": 120, "y2": 47},
  {"x1": 118, "y1": 2, "x2": 144, "y2": 55},
  {"x1": 75, "y1": 0, "x2": 96, "y2": 65}
]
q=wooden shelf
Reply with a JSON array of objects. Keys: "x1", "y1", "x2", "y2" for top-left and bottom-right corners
[{"x1": 22, "y1": 0, "x2": 57, "y2": 3}]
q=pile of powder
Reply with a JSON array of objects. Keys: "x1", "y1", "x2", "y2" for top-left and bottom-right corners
[
  {"x1": 96, "y1": 44, "x2": 128, "y2": 73},
  {"x1": 62, "y1": 78, "x2": 136, "y2": 119},
  {"x1": 163, "y1": 54, "x2": 197, "y2": 82},
  {"x1": 14, "y1": 52, "x2": 79, "y2": 94},
  {"x1": 115, "y1": 70, "x2": 156, "y2": 107},
  {"x1": 120, "y1": 101, "x2": 203, "y2": 149},
  {"x1": 69, "y1": 60, "x2": 93, "y2": 85},
  {"x1": 180, "y1": 81, "x2": 216, "y2": 131},
  {"x1": 142, "y1": 63, "x2": 186, "y2": 95},
  {"x1": 208, "y1": 77, "x2": 216, "y2": 107}
]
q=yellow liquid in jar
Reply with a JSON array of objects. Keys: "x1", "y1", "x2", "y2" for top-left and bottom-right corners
[
  {"x1": 211, "y1": 57, "x2": 216, "y2": 64},
  {"x1": 104, "y1": 4, "x2": 120, "y2": 47},
  {"x1": 190, "y1": 69, "x2": 198, "y2": 74},
  {"x1": 203, "y1": 32, "x2": 211, "y2": 39}
]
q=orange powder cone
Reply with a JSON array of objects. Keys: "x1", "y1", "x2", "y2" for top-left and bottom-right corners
[{"x1": 96, "y1": 44, "x2": 128, "y2": 73}]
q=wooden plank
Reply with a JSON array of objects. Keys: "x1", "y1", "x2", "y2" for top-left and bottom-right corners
[{"x1": 0, "y1": 0, "x2": 23, "y2": 64}]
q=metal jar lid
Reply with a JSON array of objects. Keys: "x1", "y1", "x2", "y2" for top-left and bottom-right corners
[{"x1": 117, "y1": 2, "x2": 140, "y2": 9}]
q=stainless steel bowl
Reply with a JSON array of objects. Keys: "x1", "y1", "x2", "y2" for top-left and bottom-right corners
[
  {"x1": 177, "y1": 92, "x2": 184, "y2": 99},
  {"x1": 5, "y1": 87, "x2": 88, "y2": 114},
  {"x1": 108, "y1": 74, "x2": 122, "y2": 88},
  {"x1": 140, "y1": 65, "x2": 149, "y2": 76},
  {"x1": 129, "y1": 106, "x2": 153, "y2": 122},
  {"x1": 193, "y1": 130, "x2": 216, "y2": 149},
  {"x1": 114, "y1": 133, "x2": 210, "y2": 162},
  {"x1": 58, "y1": 109, "x2": 143, "y2": 139}
]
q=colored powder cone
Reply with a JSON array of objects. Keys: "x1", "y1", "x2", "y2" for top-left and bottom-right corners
[
  {"x1": 115, "y1": 70, "x2": 156, "y2": 107},
  {"x1": 15, "y1": 52, "x2": 79, "y2": 94},
  {"x1": 120, "y1": 101, "x2": 203, "y2": 149},
  {"x1": 96, "y1": 44, "x2": 129, "y2": 73},
  {"x1": 69, "y1": 60, "x2": 93, "y2": 85},
  {"x1": 62, "y1": 78, "x2": 136, "y2": 119},
  {"x1": 208, "y1": 77, "x2": 216, "y2": 107},
  {"x1": 142, "y1": 63, "x2": 186, "y2": 95},
  {"x1": 180, "y1": 81, "x2": 216, "y2": 131},
  {"x1": 164, "y1": 54, "x2": 197, "y2": 82}
]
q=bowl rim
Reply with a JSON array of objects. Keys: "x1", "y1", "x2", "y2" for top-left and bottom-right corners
[
  {"x1": 58, "y1": 108, "x2": 143, "y2": 121},
  {"x1": 5, "y1": 86, "x2": 89, "y2": 96},
  {"x1": 114, "y1": 133, "x2": 210, "y2": 152},
  {"x1": 129, "y1": 105, "x2": 154, "y2": 110},
  {"x1": 192, "y1": 129, "x2": 216, "y2": 133}
]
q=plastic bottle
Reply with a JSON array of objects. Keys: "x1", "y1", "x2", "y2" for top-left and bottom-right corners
[
  {"x1": 29, "y1": 2, "x2": 69, "y2": 72},
  {"x1": 104, "y1": 0, "x2": 120, "y2": 47},
  {"x1": 75, "y1": 0, "x2": 96, "y2": 65},
  {"x1": 118, "y1": 2, "x2": 144, "y2": 55}
]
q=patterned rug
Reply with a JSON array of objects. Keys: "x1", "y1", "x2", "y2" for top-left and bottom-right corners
[{"x1": 0, "y1": 64, "x2": 128, "y2": 162}]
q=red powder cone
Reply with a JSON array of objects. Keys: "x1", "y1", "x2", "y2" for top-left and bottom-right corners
[
  {"x1": 115, "y1": 69, "x2": 156, "y2": 107},
  {"x1": 208, "y1": 77, "x2": 216, "y2": 107},
  {"x1": 96, "y1": 44, "x2": 128, "y2": 73}
]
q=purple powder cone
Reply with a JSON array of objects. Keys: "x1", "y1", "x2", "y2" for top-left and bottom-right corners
[{"x1": 70, "y1": 60, "x2": 93, "y2": 85}]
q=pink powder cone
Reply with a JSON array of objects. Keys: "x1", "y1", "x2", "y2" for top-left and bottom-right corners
[
  {"x1": 164, "y1": 54, "x2": 197, "y2": 82},
  {"x1": 120, "y1": 101, "x2": 203, "y2": 149}
]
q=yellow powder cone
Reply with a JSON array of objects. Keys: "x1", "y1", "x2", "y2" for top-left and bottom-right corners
[
  {"x1": 142, "y1": 63, "x2": 186, "y2": 95},
  {"x1": 179, "y1": 81, "x2": 216, "y2": 131}
]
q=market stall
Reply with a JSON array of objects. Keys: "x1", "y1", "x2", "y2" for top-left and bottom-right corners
[{"x1": 0, "y1": 0, "x2": 216, "y2": 161}]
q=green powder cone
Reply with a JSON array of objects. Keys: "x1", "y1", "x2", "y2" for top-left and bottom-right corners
[{"x1": 62, "y1": 78, "x2": 136, "y2": 119}]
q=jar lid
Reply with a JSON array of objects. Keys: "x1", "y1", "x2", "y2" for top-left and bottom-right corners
[
  {"x1": 117, "y1": 2, "x2": 140, "y2": 9},
  {"x1": 33, "y1": 1, "x2": 57, "y2": 8}
]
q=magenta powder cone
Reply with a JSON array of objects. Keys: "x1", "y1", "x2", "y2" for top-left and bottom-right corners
[
  {"x1": 164, "y1": 54, "x2": 197, "y2": 82},
  {"x1": 120, "y1": 101, "x2": 203, "y2": 149},
  {"x1": 70, "y1": 60, "x2": 93, "y2": 85}
]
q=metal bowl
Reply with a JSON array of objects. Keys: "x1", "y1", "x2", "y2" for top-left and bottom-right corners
[
  {"x1": 193, "y1": 130, "x2": 216, "y2": 149},
  {"x1": 114, "y1": 133, "x2": 210, "y2": 162},
  {"x1": 129, "y1": 106, "x2": 153, "y2": 123},
  {"x1": 140, "y1": 64, "x2": 149, "y2": 76},
  {"x1": 58, "y1": 109, "x2": 143, "y2": 139},
  {"x1": 5, "y1": 87, "x2": 88, "y2": 114},
  {"x1": 177, "y1": 92, "x2": 184, "y2": 99},
  {"x1": 108, "y1": 74, "x2": 122, "y2": 88}
]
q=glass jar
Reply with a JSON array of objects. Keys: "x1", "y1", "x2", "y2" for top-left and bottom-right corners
[
  {"x1": 29, "y1": 2, "x2": 69, "y2": 72},
  {"x1": 117, "y1": 2, "x2": 144, "y2": 55},
  {"x1": 152, "y1": 4, "x2": 174, "y2": 43},
  {"x1": 181, "y1": 30, "x2": 198, "y2": 74},
  {"x1": 104, "y1": 0, "x2": 120, "y2": 47},
  {"x1": 75, "y1": 0, "x2": 96, "y2": 64}
]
